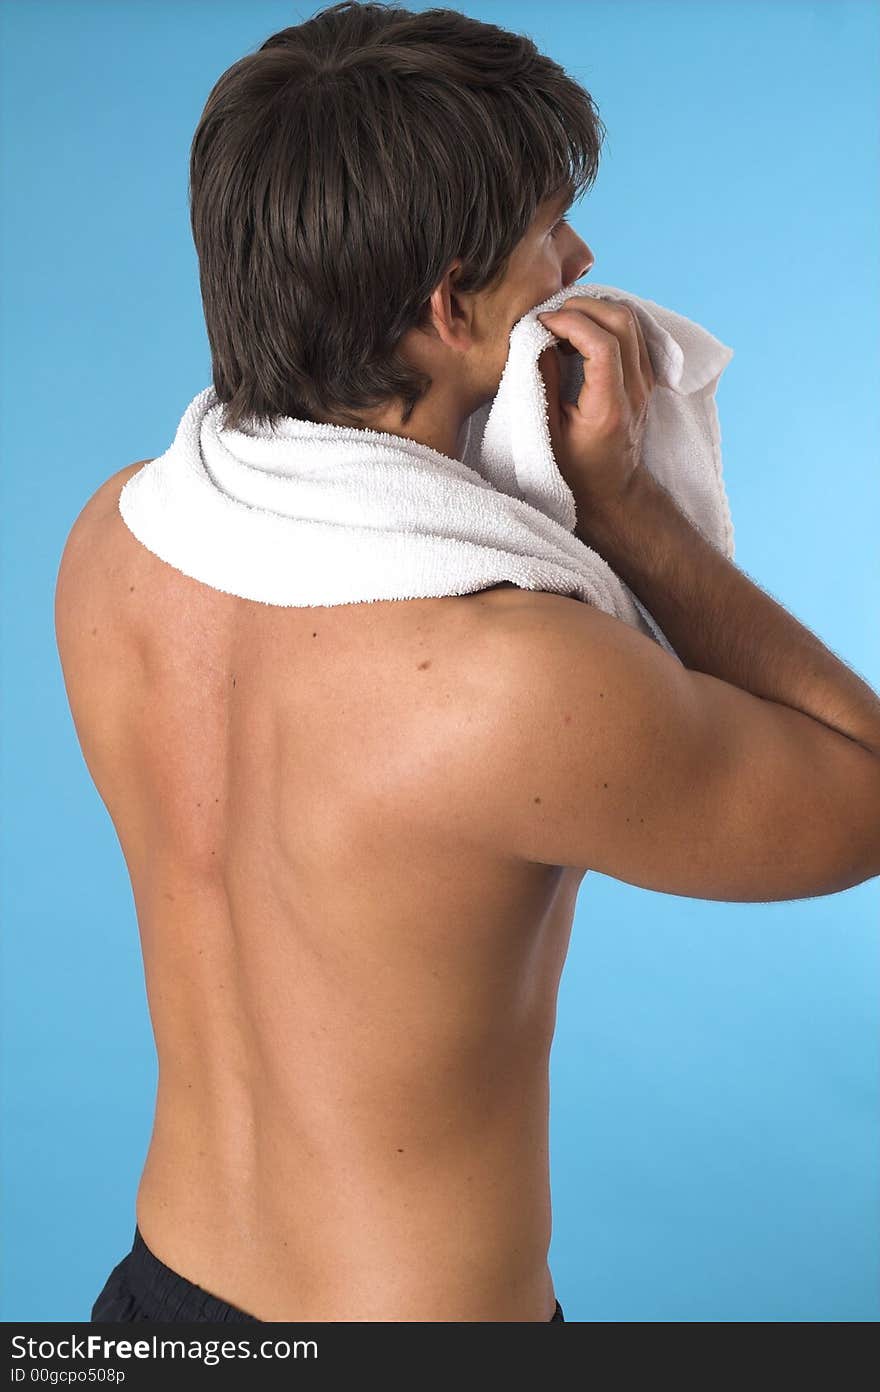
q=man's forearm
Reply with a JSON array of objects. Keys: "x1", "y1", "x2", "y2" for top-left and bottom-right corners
[{"x1": 576, "y1": 469, "x2": 880, "y2": 758}]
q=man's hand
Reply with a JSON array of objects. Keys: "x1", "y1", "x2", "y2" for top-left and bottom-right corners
[{"x1": 537, "y1": 296, "x2": 656, "y2": 513}]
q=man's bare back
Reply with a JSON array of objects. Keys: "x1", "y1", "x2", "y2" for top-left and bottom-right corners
[{"x1": 55, "y1": 463, "x2": 584, "y2": 1322}]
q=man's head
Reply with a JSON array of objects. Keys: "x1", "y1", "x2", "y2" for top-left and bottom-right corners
[{"x1": 190, "y1": 1, "x2": 603, "y2": 453}]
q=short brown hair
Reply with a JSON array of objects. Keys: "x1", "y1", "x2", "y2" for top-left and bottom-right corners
[{"x1": 189, "y1": 1, "x2": 606, "y2": 432}]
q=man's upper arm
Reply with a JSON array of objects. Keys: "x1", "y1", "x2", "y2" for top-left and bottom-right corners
[{"x1": 474, "y1": 593, "x2": 880, "y2": 902}]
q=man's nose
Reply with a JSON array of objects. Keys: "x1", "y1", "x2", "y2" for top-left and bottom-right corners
[
  {"x1": 568, "y1": 236, "x2": 594, "y2": 280},
  {"x1": 577, "y1": 243, "x2": 595, "y2": 277}
]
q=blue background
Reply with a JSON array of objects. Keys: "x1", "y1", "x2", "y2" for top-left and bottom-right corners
[{"x1": 1, "y1": 0, "x2": 877, "y2": 1322}]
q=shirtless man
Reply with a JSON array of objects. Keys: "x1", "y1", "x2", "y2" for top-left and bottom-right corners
[
  {"x1": 54, "y1": 275, "x2": 880, "y2": 1321},
  {"x1": 53, "y1": 27, "x2": 880, "y2": 1321}
]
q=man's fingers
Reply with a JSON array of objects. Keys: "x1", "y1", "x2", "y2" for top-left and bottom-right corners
[{"x1": 539, "y1": 296, "x2": 653, "y2": 400}]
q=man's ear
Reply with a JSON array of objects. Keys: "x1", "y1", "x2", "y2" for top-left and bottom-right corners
[{"x1": 426, "y1": 260, "x2": 475, "y2": 351}]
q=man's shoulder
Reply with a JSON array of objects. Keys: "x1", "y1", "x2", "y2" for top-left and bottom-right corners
[
  {"x1": 72, "y1": 459, "x2": 150, "y2": 532},
  {"x1": 60, "y1": 457, "x2": 146, "y2": 551},
  {"x1": 55, "y1": 461, "x2": 153, "y2": 629},
  {"x1": 447, "y1": 585, "x2": 598, "y2": 749},
  {"x1": 472, "y1": 585, "x2": 592, "y2": 654}
]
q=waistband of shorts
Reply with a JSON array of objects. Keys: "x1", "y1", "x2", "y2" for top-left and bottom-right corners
[
  {"x1": 127, "y1": 1225, "x2": 258, "y2": 1322},
  {"x1": 129, "y1": 1223, "x2": 562, "y2": 1323}
]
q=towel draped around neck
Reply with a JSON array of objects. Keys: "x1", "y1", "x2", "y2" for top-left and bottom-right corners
[{"x1": 118, "y1": 279, "x2": 735, "y2": 661}]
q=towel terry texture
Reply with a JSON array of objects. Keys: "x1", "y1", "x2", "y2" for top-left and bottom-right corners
[{"x1": 118, "y1": 279, "x2": 735, "y2": 661}]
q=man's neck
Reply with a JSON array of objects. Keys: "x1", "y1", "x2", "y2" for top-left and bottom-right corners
[{"x1": 346, "y1": 382, "x2": 484, "y2": 464}]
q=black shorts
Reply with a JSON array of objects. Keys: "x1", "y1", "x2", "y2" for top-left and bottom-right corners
[{"x1": 91, "y1": 1225, "x2": 565, "y2": 1322}]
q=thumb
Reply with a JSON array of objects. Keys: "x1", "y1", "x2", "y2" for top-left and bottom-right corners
[{"x1": 538, "y1": 310, "x2": 579, "y2": 355}]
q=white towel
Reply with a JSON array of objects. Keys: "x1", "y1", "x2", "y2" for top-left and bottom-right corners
[{"x1": 118, "y1": 278, "x2": 734, "y2": 660}]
